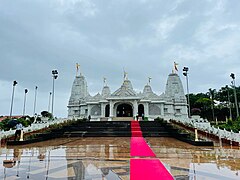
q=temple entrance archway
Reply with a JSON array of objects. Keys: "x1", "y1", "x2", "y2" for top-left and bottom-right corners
[
  {"x1": 105, "y1": 104, "x2": 110, "y2": 117},
  {"x1": 116, "y1": 103, "x2": 133, "y2": 117},
  {"x1": 138, "y1": 104, "x2": 144, "y2": 117}
]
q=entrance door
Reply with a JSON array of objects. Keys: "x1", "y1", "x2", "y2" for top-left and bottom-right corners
[
  {"x1": 116, "y1": 104, "x2": 133, "y2": 117},
  {"x1": 138, "y1": 104, "x2": 144, "y2": 117},
  {"x1": 105, "y1": 104, "x2": 110, "y2": 117}
]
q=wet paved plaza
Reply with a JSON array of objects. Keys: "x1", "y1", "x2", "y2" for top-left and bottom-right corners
[{"x1": 1, "y1": 137, "x2": 240, "y2": 179}]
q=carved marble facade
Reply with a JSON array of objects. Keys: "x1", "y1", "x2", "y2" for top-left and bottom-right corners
[{"x1": 68, "y1": 72, "x2": 188, "y2": 120}]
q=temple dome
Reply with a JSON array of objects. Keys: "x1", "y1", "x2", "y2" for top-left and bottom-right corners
[
  {"x1": 164, "y1": 73, "x2": 186, "y2": 102},
  {"x1": 111, "y1": 79, "x2": 136, "y2": 97},
  {"x1": 101, "y1": 86, "x2": 111, "y2": 98},
  {"x1": 68, "y1": 75, "x2": 89, "y2": 104},
  {"x1": 142, "y1": 84, "x2": 159, "y2": 99}
]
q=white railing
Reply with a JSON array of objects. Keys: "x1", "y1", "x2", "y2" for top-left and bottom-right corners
[
  {"x1": 173, "y1": 117, "x2": 240, "y2": 143},
  {"x1": 2, "y1": 116, "x2": 240, "y2": 144},
  {"x1": 0, "y1": 118, "x2": 70, "y2": 140}
]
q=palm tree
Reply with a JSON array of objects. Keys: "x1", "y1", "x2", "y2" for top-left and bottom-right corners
[{"x1": 208, "y1": 88, "x2": 216, "y2": 121}]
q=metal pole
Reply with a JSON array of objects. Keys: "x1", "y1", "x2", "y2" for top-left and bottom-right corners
[
  {"x1": 233, "y1": 79, "x2": 239, "y2": 117},
  {"x1": 48, "y1": 92, "x2": 52, "y2": 112},
  {"x1": 10, "y1": 81, "x2": 17, "y2": 119},
  {"x1": 10, "y1": 85, "x2": 15, "y2": 118},
  {"x1": 51, "y1": 70, "x2": 58, "y2": 119},
  {"x1": 227, "y1": 86, "x2": 232, "y2": 120},
  {"x1": 23, "y1": 91, "x2": 27, "y2": 116},
  {"x1": 51, "y1": 77, "x2": 55, "y2": 117},
  {"x1": 33, "y1": 86, "x2": 38, "y2": 116},
  {"x1": 186, "y1": 74, "x2": 191, "y2": 117}
]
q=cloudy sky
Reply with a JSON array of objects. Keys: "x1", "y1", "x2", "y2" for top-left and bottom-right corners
[{"x1": 1, "y1": 0, "x2": 240, "y2": 117}]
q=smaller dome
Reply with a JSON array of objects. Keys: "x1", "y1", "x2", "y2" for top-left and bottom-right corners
[
  {"x1": 111, "y1": 79, "x2": 136, "y2": 97},
  {"x1": 102, "y1": 86, "x2": 111, "y2": 98},
  {"x1": 142, "y1": 84, "x2": 159, "y2": 99},
  {"x1": 143, "y1": 84, "x2": 153, "y2": 94}
]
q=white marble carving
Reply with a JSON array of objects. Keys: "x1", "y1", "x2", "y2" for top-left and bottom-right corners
[{"x1": 68, "y1": 72, "x2": 188, "y2": 120}]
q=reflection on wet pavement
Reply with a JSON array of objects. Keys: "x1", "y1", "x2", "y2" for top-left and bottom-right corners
[{"x1": 0, "y1": 137, "x2": 240, "y2": 179}]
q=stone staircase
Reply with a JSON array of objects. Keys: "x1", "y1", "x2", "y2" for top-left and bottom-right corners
[
  {"x1": 61, "y1": 120, "x2": 170, "y2": 137},
  {"x1": 139, "y1": 121, "x2": 170, "y2": 137},
  {"x1": 62, "y1": 121, "x2": 131, "y2": 137}
]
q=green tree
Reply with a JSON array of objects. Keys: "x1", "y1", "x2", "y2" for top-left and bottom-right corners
[{"x1": 41, "y1": 111, "x2": 53, "y2": 119}]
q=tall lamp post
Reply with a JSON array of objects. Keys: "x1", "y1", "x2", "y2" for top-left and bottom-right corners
[
  {"x1": 230, "y1": 73, "x2": 239, "y2": 118},
  {"x1": 183, "y1": 67, "x2": 191, "y2": 118},
  {"x1": 9, "y1": 80, "x2": 18, "y2": 119},
  {"x1": 33, "y1": 86, "x2": 38, "y2": 116},
  {"x1": 48, "y1": 92, "x2": 52, "y2": 112},
  {"x1": 23, "y1": 89, "x2": 28, "y2": 116},
  {"x1": 51, "y1": 70, "x2": 58, "y2": 118}
]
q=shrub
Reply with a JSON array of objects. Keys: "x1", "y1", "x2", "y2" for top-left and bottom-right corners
[
  {"x1": 154, "y1": 117, "x2": 164, "y2": 123},
  {"x1": 36, "y1": 117, "x2": 41, "y2": 122}
]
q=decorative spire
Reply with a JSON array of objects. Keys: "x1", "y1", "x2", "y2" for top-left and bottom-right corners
[
  {"x1": 124, "y1": 70, "x2": 128, "y2": 80},
  {"x1": 173, "y1": 62, "x2": 178, "y2": 74},
  {"x1": 103, "y1": 77, "x2": 107, "y2": 86},
  {"x1": 76, "y1": 63, "x2": 80, "y2": 76},
  {"x1": 148, "y1": 77, "x2": 152, "y2": 85}
]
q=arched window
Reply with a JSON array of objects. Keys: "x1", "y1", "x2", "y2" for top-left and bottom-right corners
[
  {"x1": 149, "y1": 104, "x2": 161, "y2": 115},
  {"x1": 90, "y1": 105, "x2": 101, "y2": 116}
]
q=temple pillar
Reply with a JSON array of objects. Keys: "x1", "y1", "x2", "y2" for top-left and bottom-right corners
[
  {"x1": 109, "y1": 101, "x2": 113, "y2": 117},
  {"x1": 133, "y1": 100, "x2": 138, "y2": 117},
  {"x1": 160, "y1": 104, "x2": 164, "y2": 116},
  {"x1": 145, "y1": 103, "x2": 149, "y2": 117},
  {"x1": 101, "y1": 103, "x2": 105, "y2": 117},
  {"x1": 87, "y1": 105, "x2": 91, "y2": 116}
]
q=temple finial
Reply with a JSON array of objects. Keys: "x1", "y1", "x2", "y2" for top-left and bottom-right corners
[
  {"x1": 148, "y1": 77, "x2": 152, "y2": 85},
  {"x1": 103, "y1": 77, "x2": 107, "y2": 86},
  {"x1": 123, "y1": 67, "x2": 128, "y2": 80},
  {"x1": 76, "y1": 63, "x2": 80, "y2": 76},
  {"x1": 124, "y1": 71, "x2": 128, "y2": 80},
  {"x1": 173, "y1": 62, "x2": 178, "y2": 74}
]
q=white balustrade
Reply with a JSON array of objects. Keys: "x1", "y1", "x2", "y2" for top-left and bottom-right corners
[
  {"x1": 176, "y1": 117, "x2": 240, "y2": 143},
  {"x1": 0, "y1": 118, "x2": 72, "y2": 139}
]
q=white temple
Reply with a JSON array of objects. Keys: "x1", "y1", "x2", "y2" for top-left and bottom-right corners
[{"x1": 68, "y1": 68, "x2": 188, "y2": 121}]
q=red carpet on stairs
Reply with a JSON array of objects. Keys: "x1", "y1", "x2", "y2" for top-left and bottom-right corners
[
  {"x1": 131, "y1": 137, "x2": 156, "y2": 157},
  {"x1": 131, "y1": 121, "x2": 142, "y2": 137},
  {"x1": 130, "y1": 120, "x2": 174, "y2": 180},
  {"x1": 130, "y1": 159, "x2": 174, "y2": 180}
]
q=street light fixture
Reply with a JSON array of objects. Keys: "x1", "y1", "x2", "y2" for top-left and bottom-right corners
[
  {"x1": 9, "y1": 80, "x2": 18, "y2": 119},
  {"x1": 23, "y1": 89, "x2": 28, "y2": 116},
  {"x1": 51, "y1": 70, "x2": 58, "y2": 118},
  {"x1": 183, "y1": 67, "x2": 191, "y2": 118},
  {"x1": 230, "y1": 73, "x2": 239, "y2": 118}
]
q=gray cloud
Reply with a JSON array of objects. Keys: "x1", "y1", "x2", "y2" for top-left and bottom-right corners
[{"x1": 0, "y1": 0, "x2": 240, "y2": 117}]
